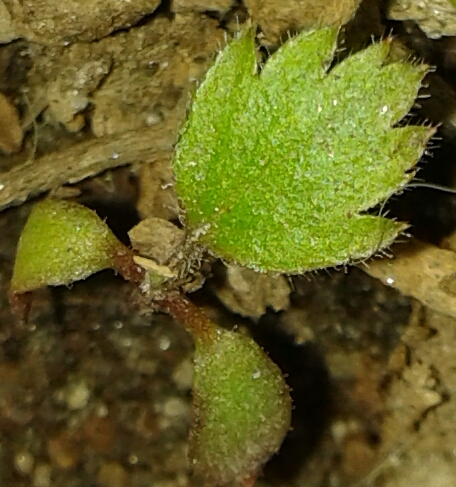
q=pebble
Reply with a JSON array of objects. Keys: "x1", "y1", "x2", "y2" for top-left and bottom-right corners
[
  {"x1": 83, "y1": 414, "x2": 117, "y2": 452},
  {"x1": 47, "y1": 432, "x2": 80, "y2": 470},
  {"x1": 172, "y1": 358, "x2": 193, "y2": 391},
  {"x1": 14, "y1": 450, "x2": 35, "y2": 475},
  {"x1": 62, "y1": 379, "x2": 91, "y2": 410},
  {"x1": 158, "y1": 397, "x2": 190, "y2": 431},
  {"x1": 33, "y1": 463, "x2": 52, "y2": 487},
  {"x1": 158, "y1": 335, "x2": 171, "y2": 351},
  {"x1": 97, "y1": 461, "x2": 128, "y2": 487},
  {"x1": 162, "y1": 397, "x2": 189, "y2": 419}
]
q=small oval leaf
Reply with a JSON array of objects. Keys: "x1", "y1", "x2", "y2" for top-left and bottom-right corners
[
  {"x1": 190, "y1": 327, "x2": 291, "y2": 485},
  {"x1": 11, "y1": 199, "x2": 130, "y2": 294},
  {"x1": 160, "y1": 294, "x2": 291, "y2": 485}
]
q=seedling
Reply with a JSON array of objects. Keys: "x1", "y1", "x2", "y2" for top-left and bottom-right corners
[{"x1": 9, "y1": 27, "x2": 432, "y2": 486}]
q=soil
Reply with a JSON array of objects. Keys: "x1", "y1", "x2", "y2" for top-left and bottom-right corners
[{"x1": 1, "y1": 1, "x2": 456, "y2": 487}]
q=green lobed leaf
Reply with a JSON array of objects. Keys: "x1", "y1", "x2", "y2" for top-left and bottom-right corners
[
  {"x1": 11, "y1": 199, "x2": 127, "y2": 293},
  {"x1": 173, "y1": 28, "x2": 433, "y2": 273}
]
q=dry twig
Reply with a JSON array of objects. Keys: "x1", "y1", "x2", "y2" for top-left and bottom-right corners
[{"x1": 0, "y1": 125, "x2": 175, "y2": 211}]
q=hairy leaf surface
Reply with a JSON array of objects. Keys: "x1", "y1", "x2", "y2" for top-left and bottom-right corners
[{"x1": 174, "y1": 28, "x2": 432, "y2": 273}]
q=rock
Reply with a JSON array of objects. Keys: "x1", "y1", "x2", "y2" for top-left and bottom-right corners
[
  {"x1": 47, "y1": 431, "x2": 81, "y2": 470},
  {"x1": 6, "y1": 0, "x2": 161, "y2": 44},
  {"x1": 136, "y1": 157, "x2": 179, "y2": 221},
  {"x1": 14, "y1": 450, "x2": 35, "y2": 475},
  {"x1": 388, "y1": 0, "x2": 456, "y2": 39},
  {"x1": 244, "y1": 0, "x2": 361, "y2": 44},
  {"x1": 32, "y1": 463, "x2": 52, "y2": 487},
  {"x1": 162, "y1": 396, "x2": 190, "y2": 419},
  {"x1": 129, "y1": 217, "x2": 185, "y2": 265},
  {"x1": 97, "y1": 462, "x2": 129, "y2": 487},
  {"x1": 214, "y1": 263, "x2": 290, "y2": 319},
  {"x1": 44, "y1": 44, "x2": 112, "y2": 131},
  {"x1": 0, "y1": 1, "x2": 19, "y2": 43},
  {"x1": 172, "y1": 357, "x2": 193, "y2": 391},
  {"x1": 375, "y1": 310, "x2": 456, "y2": 487},
  {"x1": 171, "y1": 0, "x2": 234, "y2": 13},
  {"x1": 90, "y1": 15, "x2": 223, "y2": 137},
  {"x1": 60, "y1": 379, "x2": 91, "y2": 410}
]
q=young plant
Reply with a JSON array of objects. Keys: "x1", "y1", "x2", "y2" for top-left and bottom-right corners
[
  {"x1": 9, "y1": 26, "x2": 431, "y2": 486},
  {"x1": 9, "y1": 199, "x2": 292, "y2": 486}
]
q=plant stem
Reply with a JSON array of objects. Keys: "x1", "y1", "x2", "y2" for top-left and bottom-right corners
[
  {"x1": 157, "y1": 293, "x2": 217, "y2": 343},
  {"x1": 112, "y1": 248, "x2": 146, "y2": 284}
]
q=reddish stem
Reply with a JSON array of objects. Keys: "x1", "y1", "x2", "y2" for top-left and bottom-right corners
[
  {"x1": 157, "y1": 293, "x2": 217, "y2": 342},
  {"x1": 8, "y1": 290, "x2": 32, "y2": 324},
  {"x1": 112, "y1": 247, "x2": 146, "y2": 284}
]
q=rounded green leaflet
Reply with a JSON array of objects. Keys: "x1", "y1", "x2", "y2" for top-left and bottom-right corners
[
  {"x1": 173, "y1": 28, "x2": 433, "y2": 273},
  {"x1": 10, "y1": 199, "x2": 139, "y2": 294},
  {"x1": 190, "y1": 328, "x2": 291, "y2": 485},
  {"x1": 160, "y1": 294, "x2": 292, "y2": 485}
]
